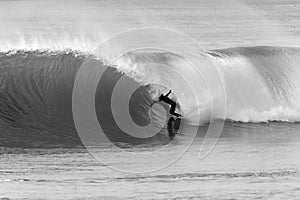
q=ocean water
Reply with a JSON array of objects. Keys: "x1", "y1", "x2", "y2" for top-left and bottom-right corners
[
  {"x1": 0, "y1": 0, "x2": 300, "y2": 199},
  {"x1": 1, "y1": 123, "x2": 300, "y2": 199}
]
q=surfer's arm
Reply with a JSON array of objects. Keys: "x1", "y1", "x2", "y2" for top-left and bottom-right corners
[{"x1": 165, "y1": 90, "x2": 172, "y2": 97}]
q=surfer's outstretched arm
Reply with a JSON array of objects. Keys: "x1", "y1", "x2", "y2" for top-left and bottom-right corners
[{"x1": 165, "y1": 90, "x2": 172, "y2": 97}]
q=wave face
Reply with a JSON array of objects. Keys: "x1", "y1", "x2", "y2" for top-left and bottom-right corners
[
  {"x1": 0, "y1": 46, "x2": 299, "y2": 147},
  {"x1": 0, "y1": 51, "x2": 166, "y2": 147},
  {"x1": 0, "y1": 51, "x2": 82, "y2": 147}
]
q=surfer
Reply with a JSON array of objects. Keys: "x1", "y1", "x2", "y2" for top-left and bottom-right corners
[{"x1": 157, "y1": 90, "x2": 182, "y2": 118}]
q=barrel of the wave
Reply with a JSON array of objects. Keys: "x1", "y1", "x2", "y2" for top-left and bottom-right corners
[
  {"x1": 72, "y1": 28, "x2": 226, "y2": 173},
  {"x1": 110, "y1": 72, "x2": 169, "y2": 139}
]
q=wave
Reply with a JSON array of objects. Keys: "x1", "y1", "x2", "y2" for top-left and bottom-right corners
[
  {"x1": 0, "y1": 50, "x2": 165, "y2": 147},
  {"x1": 210, "y1": 46, "x2": 300, "y2": 123},
  {"x1": 111, "y1": 46, "x2": 300, "y2": 123},
  {"x1": 0, "y1": 46, "x2": 299, "y2": 147}
]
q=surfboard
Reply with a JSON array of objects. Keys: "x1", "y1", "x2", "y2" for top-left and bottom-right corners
[{"x1": 167, "y1": 117, "x2": 181, "y2": 140}]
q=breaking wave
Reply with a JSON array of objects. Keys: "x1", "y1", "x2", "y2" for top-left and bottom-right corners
[{"x1": 0, "y1": 46, "x2": 299, "y2": 147}]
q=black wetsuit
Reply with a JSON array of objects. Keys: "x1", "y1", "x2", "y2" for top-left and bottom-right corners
[{"x1": 159, "y1": 93, "x2": 181, "y2": 117}]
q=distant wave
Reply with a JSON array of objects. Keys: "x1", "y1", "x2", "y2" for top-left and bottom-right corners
[
  {"x1": 1, "y1": 170, "x2": 298, "y2": 182},
  {"x1": 0, "y1": 46, "x2": 299, "y2": 147}
]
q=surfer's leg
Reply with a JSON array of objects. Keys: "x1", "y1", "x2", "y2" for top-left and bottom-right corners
[{"x1": 170, "y1": 103, "x2": 181, "y2": 117}]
